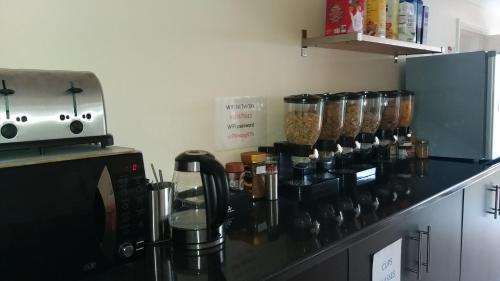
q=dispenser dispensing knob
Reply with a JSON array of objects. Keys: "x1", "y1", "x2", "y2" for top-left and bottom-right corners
[
  {"x1": 70, "y1": 120, "x2": 83, "y2": 134},
  {"x1": 1, "y1": 123, "x2": 17, "y2": 139},
  {"x1": 118, "y1": 242, "x2": 135, "y2": 259}
]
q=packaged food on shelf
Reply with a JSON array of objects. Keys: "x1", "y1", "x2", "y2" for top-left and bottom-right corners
[
  {"x1": 398, "y1": 0, "x2": 417, "y2": 42},
  {"x1": 421, "y1": 6, "x2": 429, "y2": 44},
  {"x1": 416, "y1": 0, "x2": 424, "y2": 43},
  {"x1": 365, "y1": 0, "x2": 387, "y2": 37},
  {"x1": 325, "y1": 0, "x2": 365, "y2": 36},
  {"x1": 341, "y1": 93, "x2": 365, "y2": 139},
  {"x1": 284, "y1": 94, "x2": 324, "y2": 146},
  {"x1": 386, "y1": 0, "x2": 399, "y2": 39},
  {"x1": 318, "y1": 93, "x2": 347, "y2": 142}
]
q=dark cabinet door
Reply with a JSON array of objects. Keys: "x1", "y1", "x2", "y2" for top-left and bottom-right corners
[
  {"x1": 349, "y1": 191, "x2": 463, "y2": 281},
  {"x1": 461, "y1": 168, "x2": 500, "y2": 281},
  {"x1": 287, "y1": 250, "x2": 348, "y2": 281}
]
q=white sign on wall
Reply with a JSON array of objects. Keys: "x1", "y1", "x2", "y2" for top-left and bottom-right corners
[
  {"x1": 215, "y1": 96, "x2": 266, "y2": 151},
  {"x1": 372, "y1": 238, "x2": 402, "y2": 281}
]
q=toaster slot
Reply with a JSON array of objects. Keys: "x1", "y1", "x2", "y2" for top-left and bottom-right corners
[{"x1": 0, "y1": 80, "x2": 17, "y2": 140}]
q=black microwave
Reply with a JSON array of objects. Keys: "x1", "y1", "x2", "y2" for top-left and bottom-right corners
[{"x1": 0, "y1": 146, "x2": 147, "y2": 280}]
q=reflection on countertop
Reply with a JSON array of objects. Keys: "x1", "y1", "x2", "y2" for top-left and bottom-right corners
[{"x1": 83, "y1": 159, "x2": 484, "y2": 281}]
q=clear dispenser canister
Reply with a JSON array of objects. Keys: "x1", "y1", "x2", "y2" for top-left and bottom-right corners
[{"x1": 284, "y1": 94, "x2": 324, "y2": 146}]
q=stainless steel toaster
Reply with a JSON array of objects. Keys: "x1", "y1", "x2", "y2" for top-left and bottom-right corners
[{"x1": 0, "y1": 68, "x2": 112, "y2": 149}]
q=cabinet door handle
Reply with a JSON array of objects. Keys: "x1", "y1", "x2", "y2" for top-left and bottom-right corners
[
  {"x1": 487, "y1": 185, "x2": 499, "y2": 219},
  {"x1": 409, "y1": 231, "x2": 424, "y2": 280},
  {"x1": 422, "y1": 226, "x2": 431, "y2": 273},
  {"x1": 409, "y1": 226, "x2": 431, "y2": 280}
]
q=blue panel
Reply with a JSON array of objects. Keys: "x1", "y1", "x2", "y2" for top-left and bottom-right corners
[{"x1": 406, "y1": 52, "x2": 487, "y2": 159}]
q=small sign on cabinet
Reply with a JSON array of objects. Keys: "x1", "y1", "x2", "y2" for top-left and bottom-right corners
[{"x1": 372, "y1": 238, "x2": 402, "y2": 281}]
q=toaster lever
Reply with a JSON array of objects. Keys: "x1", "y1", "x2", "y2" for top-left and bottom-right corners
[
  {"x1": 0, "y1": 80, "x2": 15, "y2": 120},
  {"x1": 66, "y1": 85, "x2": 83, "y2": 94},
  {"x1": 66, "y1": 81, "x2": 83, "y2": 117},
  {"x1": 0, "y1": 81, "x2": 15, "y2": 96}
]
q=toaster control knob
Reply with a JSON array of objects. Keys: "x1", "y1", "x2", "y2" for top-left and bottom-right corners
[
  {"x1": 118, "y1": 242, "x2": 135, "y2": 259},
  {"x1": 1, "y1": 124, "x2": 17, "y2": 139},
  {"x1": 70, "y1": 120, "x2": 83, "y2": 134}
]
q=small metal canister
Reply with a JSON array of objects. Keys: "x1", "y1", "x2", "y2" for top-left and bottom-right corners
[
  {"x1": 241, "y1": 151, "x2": 267, "y2": 200},
  {"x1": 147, "y1": 182, "x2": 173, "y2": 243},
  {"x1": 259, "y1": 146, "x2": 279, "y2": 201}
]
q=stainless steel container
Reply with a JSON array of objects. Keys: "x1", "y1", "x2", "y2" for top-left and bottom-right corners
[
  {"x1": 147, "y1": 182, "x2": 173, "y2": 243},
  {"x1": 265, "y1": 173, "x2": 278, "y2": 201}
]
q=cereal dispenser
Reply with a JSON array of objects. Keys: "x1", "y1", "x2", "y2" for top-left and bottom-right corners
[
  {"x1": 374, "y1": 91, "x2": 401, "y2": 160},
  {"x1": 315, "y1": 93, "x2": 346, "y2": 179},
  {"x1": 335, "y1": 93, "x2": 376, "y2": 217},
  {"x1": 357, "y1": 92, "x2": 383, "y2": 148},
  {"x1": 337, "y1": 92, "x2": 365, "y2": 164},
  {"x1": 396, "y1": 91, "x2": 415, "y2": 136},
  {"x1": 284, "y1": 94, "x2": 324, "y2": 146},
  {"x1": 355, "y1": 91, "x2": 384, "y2": 162},
  {"x1": 377, "y1": 91, "x2": 401, "y2": 143},
  {"x1": 396, "y1": 91, "x2": 416, "y2": 160},
  {"x1": 275, "y1": 94, "x2": 340, "y2": 200}
]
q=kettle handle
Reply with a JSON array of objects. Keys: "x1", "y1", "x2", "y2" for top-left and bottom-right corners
[{"x1": 199, "y1": 155, "x2": 229, "y2": 230}]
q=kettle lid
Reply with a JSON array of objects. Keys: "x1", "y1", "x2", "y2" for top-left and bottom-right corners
[{"x1": 175, "y1": 150, "x2": 215, "y2": 172}]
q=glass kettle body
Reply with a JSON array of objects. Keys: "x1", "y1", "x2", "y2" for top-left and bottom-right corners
[{"x1": 170, "y1": 150, "x2": 229, "y2": 250}]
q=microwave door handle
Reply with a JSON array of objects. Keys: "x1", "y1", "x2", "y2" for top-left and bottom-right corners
[{"x1": 97, "y1": 166, "x2": 117, "y2": 261}]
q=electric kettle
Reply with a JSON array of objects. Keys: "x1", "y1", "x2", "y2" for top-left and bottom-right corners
[{"x1": 170, "y1": 150, "x2": 229, "y2": 250}]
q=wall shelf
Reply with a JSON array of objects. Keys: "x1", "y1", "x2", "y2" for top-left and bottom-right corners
[{"x1": 301, "y1": 30, "x2": 444, "y2": 60}]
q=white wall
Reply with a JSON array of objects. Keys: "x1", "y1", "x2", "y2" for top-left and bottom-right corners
[
  {"x1": 0, "y1": 0, "x2": 496, "y2": 177},
  {"x1": 488, "y1": 35, "x2": 500, "y2": 51},
  {"x1": 459, "y1": 29, "x2": 489, "y2": 52},
  {"x1": 426, "y1": 0, "x2": 500, "y2": 52}
]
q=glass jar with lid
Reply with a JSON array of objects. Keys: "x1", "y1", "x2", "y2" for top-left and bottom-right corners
[
  {"x1": 241, "y1": 151, "x2": 267, "y2": 200},
  {"x1": 339, "y1": 93, "x2": 365, "y2": 148},
  {"x1": 416, "y1": 139, "x2": 429, "y2": 159},
  {"x1": 378, "y1": 91, "x2": 401, "y2": 139},
  {"x1": 284, "y1": 94, "x2": 324, "y2": 146},
  {"x1": 225, "y1": 162, "x2": 245, "y2": 191}
]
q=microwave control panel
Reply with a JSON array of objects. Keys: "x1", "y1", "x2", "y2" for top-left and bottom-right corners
[{"x1": 108, "y1": 153, "x2": 146, "y2": 259}]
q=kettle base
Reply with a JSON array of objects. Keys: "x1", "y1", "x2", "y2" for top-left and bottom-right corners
[{"x1": 171, "y1": 225, "x2": 225, "y2": 251}]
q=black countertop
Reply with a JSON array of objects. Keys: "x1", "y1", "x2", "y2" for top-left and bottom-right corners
[{"x1": 83, "y1": 159, "x2": 487, "y2": 281}]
